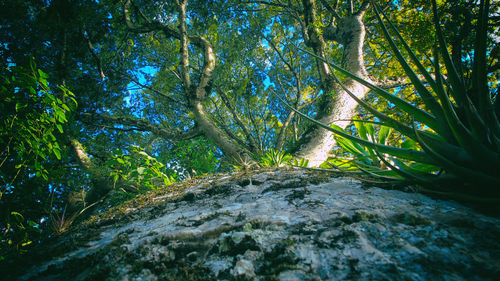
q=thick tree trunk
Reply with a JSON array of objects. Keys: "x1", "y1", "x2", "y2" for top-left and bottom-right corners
[
  {"x1": 123, "y1": 0, "x2": 249, "y2": 163},
  {"x1": 191, "y1": 100, "x2": 249, "y2": 162},
  {"x1": 296, "y1": 0, "x2": 370, "y2": 167},
  {"x1": 69, "y1": 138, "x2": 111, "y2": 207},
  {"x1": 177, "y1": 2, "x2": 250, "y2": 163}
]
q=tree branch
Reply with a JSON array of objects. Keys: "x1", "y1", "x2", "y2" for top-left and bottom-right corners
[
  {"x1": 177, "y1": 1, "x2": 192, "y2": 92},
  {"x1": 318, "y1": 0, "x2": 341, "y2": 21},
  {"x1": 123, "y1": 0, "x2": 247, "y2": 161},
  {"x1": 120, "y1": 72, "x2": 186, "y2": 106},
  {"x1": 354, "y1": 0, "x2": 370, "y2": 16},
  {"x1": 80, "y1": 112, "x2": 201, "y2": 141},
  {"x1": 217, "y1": 89, "x2": 259, "y2": 151},
  {"x1": 210, "y1": 97, "x2": 251, "y2": 149}
]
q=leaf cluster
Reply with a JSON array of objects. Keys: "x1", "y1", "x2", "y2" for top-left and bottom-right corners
[{"x1": 0, "y1": 59, "x2": 76, "y2": 257}]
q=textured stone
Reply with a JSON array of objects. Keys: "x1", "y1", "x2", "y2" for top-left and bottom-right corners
[{"x1": 3, "y1": 169, "x2": 499, "y2": 280}]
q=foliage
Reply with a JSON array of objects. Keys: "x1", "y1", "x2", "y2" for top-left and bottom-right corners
[
  {"x1": 259, "y1": 149, "x2": 293, "y2": 167},
  {"x1": 324, "y1": 121, "x2": 440, "y2": 178},
  {"x1": 0, "y1": 59, "x2": 76, "y2": 182},
  {"x1": 291, "y1": 157, "x2": 309, "y2": 168},
  {"x1": 324, "y1": 121, "x2": 394, "y2": 171},
  {"x1": 0, "y1": 212, "x2": 40, "y2": 261},
  {"x1": 105, "y1": 146, "x2": 176, "y2": 194},
  {"x1": 168, "y1": 139, "x2": 220, "y2": 177},
  {"x1": 0, "y1": 60, "x2": 75, "y2": 257},
  {"x1": 295, "y1": 0, "x2": 499, "y2": 199},
  {"x1": 232, "y1": 154, "x2": 259, "y2": 171}
]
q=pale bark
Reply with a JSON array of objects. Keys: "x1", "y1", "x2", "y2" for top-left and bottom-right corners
[
  {"x1": 123, "y1": 0, "x2": 249, "y2": 162},
  {"x1": 69, "y1": 138, "x2": 111, "y2": 205},
  {"x1": 295, "y1": 0, "x2": 371, "y2": 167}
]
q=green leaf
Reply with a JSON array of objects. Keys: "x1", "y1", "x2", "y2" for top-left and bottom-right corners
[
  {"x1": 37, "y1": 69, "x2": 49, "y2": 79},
  {"x1": 15, "y1": 102, "x2": 25, "y2": 112},
  {"x1": 378, "y1": 126, "x2": 392, "y2": 145},
  {"x1": 10, "y1": 211, "x2": 24, "y2": 219},
  {"x1": 401, "y1": 139, "x2": 418, "y2": 150},
  {"x1": 354, "y1": 120, "x2": 368, "y2": 140},
  {"x1": 56, "y1": 124, "x2": 63, "y2": 133},
  {"x1": 373, "y1": 3, "x2": 444, "y2": 120},
  {"x1": 53, "y1": 148, "x2": 61, "y2": 160},
  {"x1": 365, "y1": 123, "x2": 375, "y2": 142},
  {"x1": 55, "y1": 110, "x2": 67, "y2": 122}
]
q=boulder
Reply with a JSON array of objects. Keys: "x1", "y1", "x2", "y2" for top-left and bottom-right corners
[{"x1": 4, "y1": 169, "x2": 499, "y2": 280}]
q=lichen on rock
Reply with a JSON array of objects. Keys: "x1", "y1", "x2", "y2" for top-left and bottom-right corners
[{"x1": 3, "y1": 169, "x2": 499, "y2": 280}]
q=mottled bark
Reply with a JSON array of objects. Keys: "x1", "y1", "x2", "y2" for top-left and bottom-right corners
[
  {"x1": 123, "y1": 0, "x2": 249, "y2": 163},
  {"x1": 69, "y1": 138, "x2": 111, "y2": 205},
  {"x1": 295, "y1": 0, "x2": 371, "y2": 167}
]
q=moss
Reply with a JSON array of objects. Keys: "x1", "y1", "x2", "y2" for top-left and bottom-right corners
[
  {"x1": 158, "y1": 265, "x2": 215, "y2": 281},
  {"x1": 242, "y1": 222, "x2": 252, "y2": 232},
  {"x1": 256, "y1": 240, "x2": 298, "y2": 276},
  {"x1": 236, "y1": 213, "x2": 247, "y2": 223},
  {"x1": 177, "y1": 192, "x2": 196, "y2": 202},
  {"x1": 352, "y1": 211, "x2": 379, "y2": 223},
  {"x1": 262, "y1": 179, "x2": 307, "y2": 193},
  {"x1": 391, "y1": 213, "x2": 432, "y2": 226},
  {"x1": 204, "y1": 184, "x2": 232, "y2": 196},
  {"x1": 238, "y1": 178, "x2": 252, "y2": 187},
  {"x1": 285, "y1": 188, "x2": 311, "y2": 203},
  {"x1": 218, "y1": 233, "x2": 260, "y2": 256}
]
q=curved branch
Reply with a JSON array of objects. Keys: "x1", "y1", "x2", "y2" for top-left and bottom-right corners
[
  {"x1": 82, "y1": 30, "x2": 105, "y2": 80},
  {"x1": 120, "y1": 72, "x2": 186, "y2": 106},
  {"x1": 80, "y1": 113, "x2": 201, "y2": 141},
  {"x1": 123, "y1": 0, "x2": 247, "y2": 162}
]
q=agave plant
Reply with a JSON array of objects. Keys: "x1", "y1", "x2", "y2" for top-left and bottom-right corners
[
  {"x1": 290, "y1": 0, "x2": 499, "y2": 201},
  {"x1": 260, "y1": 149, "x2": 293, "y2": 167},
  {"x1": 327, "y1": 120, "x2": 394, "y2": 171}
]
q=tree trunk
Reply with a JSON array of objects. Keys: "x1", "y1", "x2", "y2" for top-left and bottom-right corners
[
  {"x1": 69, "y1": 138, "x2": 111, "y2": 207},
  {"x1": 296, "y1": 0, "x2": 370, "y2": 167},
  {"x1": 123, "y1": 0, "x2": 249, "y2": 164},
  {"x1": 191, "y1": 100, "x2": 249, "y2": 163}
]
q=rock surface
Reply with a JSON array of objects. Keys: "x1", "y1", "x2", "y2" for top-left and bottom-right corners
[{"x1": 4, "y1": 169, "x2": 500, "y2": 280}]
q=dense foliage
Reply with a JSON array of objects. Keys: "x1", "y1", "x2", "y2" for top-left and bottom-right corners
[
  {"x1": 0, "y1": 60, "x2": 76, "y2": 258},
  {"x1": 0, "y1": 0, "x2": 498, "y2": 258}
]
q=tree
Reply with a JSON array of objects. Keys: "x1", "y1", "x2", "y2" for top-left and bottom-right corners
[{"x1": 0, "y1": 0, "x2": 498, "y2": 256}]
